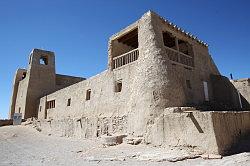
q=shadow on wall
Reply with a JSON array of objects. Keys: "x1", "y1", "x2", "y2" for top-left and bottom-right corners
[
  {"x1": 225, "y1": 131, "x2": 250, "y2": 155},
  {"x1": 187, "y1": 113, "x2": 204, "y2": 133},
  {"x1": 202, "y1": 75, "x2": 250, "y2": 111}
]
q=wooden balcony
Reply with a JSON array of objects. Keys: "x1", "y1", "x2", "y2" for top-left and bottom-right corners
[{"x1": 113, "y1": 48, "x2": 139, "y2": 69}]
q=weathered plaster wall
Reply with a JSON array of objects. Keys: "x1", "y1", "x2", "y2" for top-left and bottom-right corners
[
  {"x1": 231, "y1": 79, "x2": 250, "y2": 109},
  {"x1": 34, "y1": 115, "x2": 127, "y2": 139},
  {"x1": 38, "y1": 11, "x2": 224, "y2": 137},
  {"x1": 146, "y1": 110, "x2": 218, "y2": 154},
  {"x1": 55, "y1": 74, "x2": 85, "y2": 90},
  {"x1": 14, "y1": 49, "x2": 56, "y2": 119},
  {"x1": 15, "y1": 75, "x2": 29, "y2": 117},
  {"x1": 38, "y1": 63, "x2": 137, "y2": 122},
  {"x1": 9, "y1": 69, "x2": 27, "y2": 119},
  {"x1": 211, "y1": 75, "x2": 241, "y2": 109},
  {"x1": 212, "y1": 111, "x2": 250, "y2": 154},
  {"x1": 146, "y1": 109, "x2": 250, "y2": 155},
  {"x1": 159, "y1": 13, "x2": 220, "y2": 105}
]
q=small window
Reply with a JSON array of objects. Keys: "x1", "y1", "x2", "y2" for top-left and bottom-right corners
[
  {"x1": 22, "y1": 72, "x2": 26, "y2": 80},
  {"x1": 86, "y1": 89, "x2": 91, "y2": 100},
  {"x1": 47, "y1": 100, "x2": 55, "y2": 109},
  {"x1": 39, "y1": 106, "x2": 42, "y2": 112},
  {"x1": 162, "y1": 31, "x2": 176, "y2": 49},
  {"x1": 67, "y1": 98, "x2": 71, "y2": 106},
  {"x1": 40, "y1": 56, "x2": 48, "y2": 65},
  {"x1": 18, "y1": 107, "x2": 21, "y2": 113},
  {"x1": 178, "y1": 40, "x2": 193, "y2": 56},
  {"x1": 115, "y1": 80, "x2": 122, "y2": 92},
  {"x1": 186, "y1": 80, "x2": 191, "y2": 89}
]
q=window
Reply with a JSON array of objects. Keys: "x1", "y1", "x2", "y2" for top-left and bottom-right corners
[
  {"x1": 18, "y1": 107, "x2": 21, "y2": 113},
  {"x1": 67, "y1": 98, "x2": 71, "y2": 106},
  {"x1": 178, "y1": 40, "x2": 193, "y2": 57},
  {"x1": 203, "y1": 81, "x2": 209, "y2": 101},
  {"x1": 86, "y1": 89, "x2": 91, "y2": 100},
  {"x1": 186, "y1": 80, "x2": 191, "y2": 89},
  {"x1": 40, "y1": 56, "x2": 48, "y2": 65},
  {"x1": 22, "y1": 72, "x2": 26, "y2": 80},
  {"x1": 115, "y1": 80, "x2": 122, "y2": 92},
  {"x1": 47, "y1": 100, "x2": 55, "y2": 109},
  {"x1": 162, "y1": 31, "x2": 176, "y2": 49},
  {"x1": 39, "y1": 106, "x2": 42, "y2": 112}
]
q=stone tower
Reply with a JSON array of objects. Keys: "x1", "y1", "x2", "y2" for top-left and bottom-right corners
[{"x1": 10, "y1": 49, "x2": 56, "y2": 119}]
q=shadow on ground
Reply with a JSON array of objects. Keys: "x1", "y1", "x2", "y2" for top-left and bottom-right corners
[{"x1": 226, "y1": 132, "x2": 250, "y2": 156}]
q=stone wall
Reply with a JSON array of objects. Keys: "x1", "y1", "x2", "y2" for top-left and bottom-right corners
[
  {"x1": 33, "y1": 116, "x2": 127, "y2": 139},
  {"x1": 0, "y1": 119, "x2": 13, "y2": 127}
]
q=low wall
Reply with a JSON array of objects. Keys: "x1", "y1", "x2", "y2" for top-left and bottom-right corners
[
  {"x1": 212, "y1": 111, "x2": 250, "y2": 154},
  {"x1": 33, "y1": 116, "x2": 127, "y2": 138},
  {"x1": 147, "y1": 109, "x2": 250, "y2": 155},
  {"x1": 146, "y1": 110, "x2": 218, "y2": 154},
  {"x1": 0, "y1": 119, "x2": 13, "y2": 127},
  {"x1": 33, "y1": 110, "x2": 250, "y2": 155}
]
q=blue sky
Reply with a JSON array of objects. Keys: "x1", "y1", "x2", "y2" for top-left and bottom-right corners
[{"x1": 0, "y1": 0, "x2": 249, "y2": 118}]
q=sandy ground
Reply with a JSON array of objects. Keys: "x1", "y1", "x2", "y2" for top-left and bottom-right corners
[{"x1": 0, "y1": 125, "x2": 249, "y2": 166}]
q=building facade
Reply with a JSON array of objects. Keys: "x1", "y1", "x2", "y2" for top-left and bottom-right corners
[{"x1": 9, "y1": 11, "x2": 250, "y2": 155}]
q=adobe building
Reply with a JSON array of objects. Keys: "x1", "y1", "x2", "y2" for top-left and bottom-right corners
[{"x1": 9, "y1": 11, "x2": 250, "y2": 155}]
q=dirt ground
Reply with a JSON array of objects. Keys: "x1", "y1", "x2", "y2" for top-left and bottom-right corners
[{"x1": 0, "y1": 125, "x2": 249, "y2": 166}]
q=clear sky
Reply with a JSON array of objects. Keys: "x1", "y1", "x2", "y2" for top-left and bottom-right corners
[{"x1": 0, "y1": 0, "x2": 249, "y2": 119}]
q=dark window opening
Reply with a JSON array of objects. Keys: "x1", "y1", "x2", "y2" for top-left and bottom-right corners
[
  {"x1": 40, "y1": 56, "x2": 48, "y2": 65},
  {"x1": 22, "y1": 72, "x2": 26, "y2": 80},
  {"x1": 18, "y1": 107, "x2": 21, "y2": 113},
  {"x1": 163, "y1": 31, "x2": 176, "y2": 49},
  {"x1": 178, "y1": 40, "x2": 193, "y2": 56},
  {"x1": 86, "y1": 89, "x2": 91, "y2": 100},
  {"x1": 39, "y1": 106, "x2": 42, "y2": 112},
  {"x1": 115, "y1": 80, "x2": 122, "y2": 92},
  {"x1": 112, "y1": 28, "x2": 139, "y2": 69},
  {"x1": 186, "y1": 80, "x2": 192, "y2": 89},
  {"x1": 117, "y1": 28, "x2": 138, "y2": 49},
  {"x1": 47, "y1": 100, "x2": 55, "y2": 109},
  {"x1": 67, "y1": 98, "x2": 71, "y2": 106}
]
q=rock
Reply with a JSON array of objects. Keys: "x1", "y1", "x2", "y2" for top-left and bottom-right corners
[
  {"x1": 124, "y1": 137, "x2": 143, "y2": 145},
  {"x1": 101, "y1": 134, "x2": 127, "y2": 146},
  {"x1": 201, "y1": 154, "x2": 222, "y2": 159},
  {"x1": 36, "y1": 127, "x2": 42, "y2": 132},
  {"x1": 21, "y1": 121, "x2": 33, "y2": 126}
]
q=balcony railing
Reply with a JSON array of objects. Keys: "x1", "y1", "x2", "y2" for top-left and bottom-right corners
[
  {"x1": 165, "y1": 46, "x2": 194, "y2": 67},
  {"x1": 113, "y1": 48, "x2": 139, "y2": 69}
]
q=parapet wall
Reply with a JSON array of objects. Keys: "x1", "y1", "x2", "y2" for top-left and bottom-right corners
[
  {"x1": 231, "y1": 78, "x2": 250, "y2": 109},
  {"x1": 34, "y1": 108, "x2": 250, "y2": 155},
  {"x1": 212, "y1": 111, "x2": 250, "y2": 154},
  {"x1": 147, "y1": 110, "x2": 250, "y2": 155},
  {"x1": 55, "y1": 74, "x2": 85, "y2": 91},
  {"x1": 146, "y1": 109, "x2": 218, "y2": 154},
  {"x1": 0, "y1": 119, "x2": 13, "y2": 127}
]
